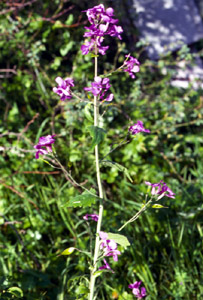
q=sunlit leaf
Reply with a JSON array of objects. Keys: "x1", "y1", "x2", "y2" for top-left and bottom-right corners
[
  {"x1": 7, "y1": 287, "x2": 23, "y2": 298},
  {"x1": 66, "y1": 188, "x2": 98, "y2": 207},
  {"x1": 106, "y1": 233, "x2": 130, "y2": 248},
  {"x1": 152, "y1": 204, "x2": 168, "y2": 209},
  {"x1": 61, "y1": 247, "x2": 75, "y2": 255}
]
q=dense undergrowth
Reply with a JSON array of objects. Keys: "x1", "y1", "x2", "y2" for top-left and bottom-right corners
[{"x1": 0, "y1": 1, "x2": 203, "y2": 299}]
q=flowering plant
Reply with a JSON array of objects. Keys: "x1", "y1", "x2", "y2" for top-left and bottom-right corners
[{"x1": 33, "y1": 4, "x2": 175, "y2": 299}]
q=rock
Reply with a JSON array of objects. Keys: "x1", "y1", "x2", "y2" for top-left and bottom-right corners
[{"x1": 130, "y1": 0, "x2": 203, "y2": 59}]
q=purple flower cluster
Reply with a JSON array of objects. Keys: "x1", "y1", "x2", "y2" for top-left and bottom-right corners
[
  {"x1": 84, "y1": 76, "x2": 113, "y2": 102},
  {"x1": 129, "y1": 121, "x2": 150, "y2": 135},
  {"x1": 98, "y1": 232, "x2": 121, "y2": 272},
  {"x1": 145, "y1": 180, "x2": 175, "y2": 199},
  {"x1": 34, "y1": 135, "x2": 56, "y2": 159},
  {"x1": 53, "y1": 77, "x2": 74, "y2": 101},
  {"x1": 81, "y1": 4, "x2": 123, "y2": 56},
  {"x1": 128, "y1": 281, "x2": 146, "y2": 299},
  {"x1": 83, "y1": 214, "x2": 99, "y2": 222},
  {"x1": 124, "y1": 55, "x2": 140, "y2": 79}
]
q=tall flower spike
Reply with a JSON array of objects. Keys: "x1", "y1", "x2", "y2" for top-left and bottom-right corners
[
  {"x1": 34, "y1": 135, "x2": 56, "y2": 159},
  {"x1": 129, "y1": 120, "x2": 150, "y2": 135},
  {"x1": 81, "y1": 4, "x2": 123, "y2": 56},
  {"x1": 53, "y1": 77, "x2": 74, "y2": 101}
]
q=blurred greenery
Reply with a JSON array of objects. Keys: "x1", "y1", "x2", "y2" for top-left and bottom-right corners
[{"x1": 0, "y1": 1, "x2": 203, "y2": 299}]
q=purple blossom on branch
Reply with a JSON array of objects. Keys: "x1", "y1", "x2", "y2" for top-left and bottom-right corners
[
  {"x1": 84, "y1": 77, "x2": 114, "y2": 102},
  {"x1": 128, "y1": 281, "x2": 146, "y2": 299},
  {"x1": 145, "y1": 180, "x2": 175, "y2": 199},
  {"x1": 34, "y1": 135, "x2": 56, "y2": 159},
  {"x1": 83, "y1": 214, "x2": 99, "y2": 222},
  {"x1": 99, "y1": 258, "x2": 114, "y2": 273},
  {"x1": 99, "y1": 231, "x2": 121, "y2": 262},
  {"x1": 81, "y1": 4, "x2": 123, "y2": 56},
  {"x1": 129, "y1": 121, "x2": 150, "y2": 135},
  {"x1": 53, "y1": 77, "x2": 74, "y2": 101},
  {"x1": 124, "y1": 55, "x2": 140, "y2": 79}
]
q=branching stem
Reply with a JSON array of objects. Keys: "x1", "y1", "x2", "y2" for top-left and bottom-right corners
[{"x1": 89, "y1": 44, "x2": 104, "y2": 300}]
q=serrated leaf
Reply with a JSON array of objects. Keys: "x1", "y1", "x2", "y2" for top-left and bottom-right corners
[
  {"x1": 84, "y1": 103, "x2": 93, "y2": 122},
  {"x1": 106, "y1": 233, "x2": 130, "y2": 248},
  {"x1": 61, "y1": 247, "x2": 75, "y2": 255},
  {"x1": 66, "y1": 188, "x2": 98, "y2": 207},
  {"x1": 7, "y1": 287, "x2": 23, "y2": 298},
  {"x1": 101, "y1": 160, "x2": 133, "y2": 182},
  {"x1": 152, "y1": 204, "x2": 168, "y2": 209},
  {"x1": 87, "y1": 126, "x2": 106, "y2": 150}
]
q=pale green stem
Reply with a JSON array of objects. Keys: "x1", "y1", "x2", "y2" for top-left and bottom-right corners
[
  {"x1": 118, "y1": 199, "x2": 153, "y2": 231},
  {"x1": 89, "y1": 45, "x2": 104, "y2": 300}
]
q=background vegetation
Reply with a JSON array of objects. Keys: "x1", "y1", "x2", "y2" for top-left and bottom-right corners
[{"x1": 0, "y1": 0, "x2": 203, "y2": 299}]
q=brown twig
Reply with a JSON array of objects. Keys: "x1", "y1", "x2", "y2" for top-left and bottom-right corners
[
  {"x1": 17, "y1": 112, "x2": 39, "y2": 142},
  {"x1": 0, "y1": 0, "x2": 38, "y2": 15},
  {"x1": 41, "y1": 5, "x2": 74, "y2": 21},
  {"x1": 19, "y1": 171, "x2": 60, "y2": 174},
  {"x1": 160, "y1": 152, "x2": 187, "y2": 183},
  {"x1": 0, "y1": 179, "x2": 39, "y2": 210},
  {"x1": 0, "y1": 68, "x2": 17, "y2": 74}
]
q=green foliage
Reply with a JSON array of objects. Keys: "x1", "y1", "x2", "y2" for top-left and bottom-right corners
[
  {"x1": 106, "y1": 233, "x2": 130, "y2": 248},
  {"x1": 0, "y1": 0, "x2": 203, "y2": 299},
  {"x1": 66, "y1": 189, "x2": 98, "y2": 208},
  {"x1": 87, "y1": 126, "x2": 106, "y2": 150}
]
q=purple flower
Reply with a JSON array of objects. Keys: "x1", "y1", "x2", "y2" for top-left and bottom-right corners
[
  {"x1": 81, "y1": 5, "x2": 123, "y2": 56},
  {"x1": 53, "y1": 77, "x2": 74, "y2": 101},
  {"x1": 34, "y1": 135, "x2": 56, "y2": 159},
  {"x1": 84, "y1": 77, "x2": 114, "y2": 102},
  {"x1": 128, "y1": 281, "x2": 146, "y2": 299},
  {"x1": 83, "y1": 214, "x2": 99, "y2": 222},
  {"x1": 81, "y1": 40, "x2": 95, "y2": 55},
  {"x1": 99, "y1": 259, "x2": 114, "y2": 273},
  {"x1": 99, "y1": 231, "x2": 121, "y2": 262},
  {"x1": 129, "y1": 121, "x2": 150, "y2": 135},
  {"x1": 145, "y1": 180, "x2": 175, "y2": 199},
  {"x1": 124, "y1": 55, "x2": 140, "y2": 79}
]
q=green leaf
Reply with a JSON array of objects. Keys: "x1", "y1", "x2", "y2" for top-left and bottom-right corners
[
  {"x1": 65, "y1": 14, "x2": 74, "y2": 25},
  {"x1": 152, "y1": 204, "x2": 168, "y2": 209},
  {"x1": 60, "y1": 41, "x2": 74, "y2": 56},
  {"x1": 87, "y1": 126, "x2": 106, "y2": 150},
  {"x1": 106, "y1": 233, "x2": 130, "y2": 248},
  {"x1": 84, "y1": 103, "x2": 93, "y2": 122},
  {"x1": 101, "y1": 160, "x2": 133, "y2": 182},
  {"x1": 66, "y1": 188, "x2": 98, "y2": 207},
  {"x1": 52, "y1": 20, "x2": 63, "y2": 29},
  {"x1": 7, "y1": 287, "x2": 23, "y2": 298},
  {"x1": 61, "y1": 247, "x2": 75, "y2": 255}
]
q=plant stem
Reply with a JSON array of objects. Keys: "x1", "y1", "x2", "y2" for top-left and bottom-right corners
[
  {"x1": 89, "y1": 45, "x2": 104, "y2": 300},
  {"x1": 118, "y1": 199, "x2": 153, "y2": 231}
]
